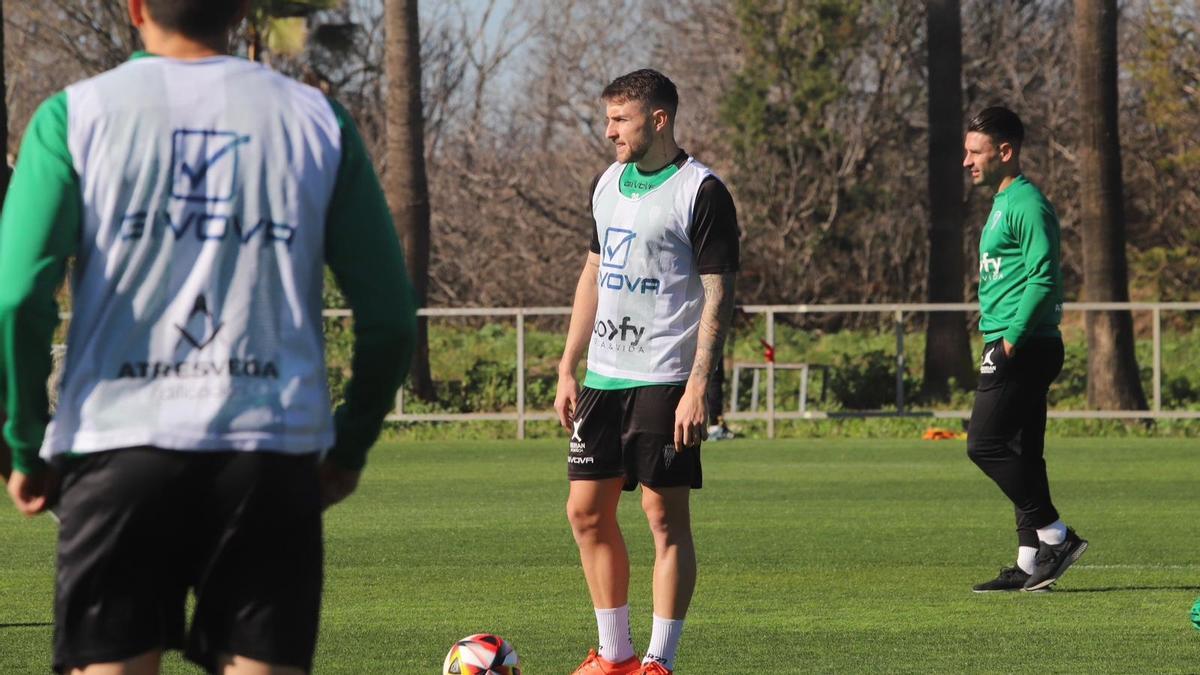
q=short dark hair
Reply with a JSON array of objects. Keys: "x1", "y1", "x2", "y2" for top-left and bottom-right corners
[
  {"x1": 602, "y1": 69, "x2": 679, "y2": 117},
  {"x1": 967, "y1": 106, "x2": 1025, "y2": 147},
  {"x1": 144, "y1": 0, "x2": 244, "y2": 40}
]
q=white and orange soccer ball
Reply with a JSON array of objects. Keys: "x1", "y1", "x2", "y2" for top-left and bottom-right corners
[{"x1": 442, "y1": 633, "x2": 522, "y2": 675}]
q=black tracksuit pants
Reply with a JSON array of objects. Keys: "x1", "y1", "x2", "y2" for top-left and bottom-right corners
[{"x1": 967, "y1": 336, "x2": 1064, "y2": 549}]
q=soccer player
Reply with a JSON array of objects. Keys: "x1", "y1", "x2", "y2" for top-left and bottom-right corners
[
  {"x1": 554, "y1": 70, "x2": 739, "y2": 675},
  {"x1": 0, "y1": 1, "x2": 416, "y2": 673},
  {"x1": 962, "y1": 107, "x2": 1087, "y2": 593}
]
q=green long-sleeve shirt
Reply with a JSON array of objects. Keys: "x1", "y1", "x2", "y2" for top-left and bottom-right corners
[{"x1": 976, "y1": 175, "x2": 1063, "y2": 345}]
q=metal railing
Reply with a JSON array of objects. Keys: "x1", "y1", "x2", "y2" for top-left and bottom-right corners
[
  {"x1": 368, "y1": 301, "x2": 1200, "y2": 438},
  {"x1": 364, "y1": 306, "x2": 570, "y2": 439},
  {"x1": 56, "y1": 301, "x2": 1200, "y2": 439},
  {"x1": 729, "y1": 362, "x2": 830, "y2": 416},
  {"x1": 735, "y1": 301, "x2": 1200, "y2": 437}
]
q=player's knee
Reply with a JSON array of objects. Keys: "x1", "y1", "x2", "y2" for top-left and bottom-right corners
[
  {"x1": 966, "y1": 436, "x2": 998, "y2": 464},
  {"x1": 642, "y1": 506, "x2": 689, "y2": 545},
  {"x1": 565, "y1": 500, "x2": 606, "y2": 538}
]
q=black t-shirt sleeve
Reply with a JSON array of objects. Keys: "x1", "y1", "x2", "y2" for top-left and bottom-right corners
[
  {"x1": 689, "y1": 176, "x2": 740, "y2": 274},
  {"x1": 588, "y1": 171, "x2": 603, "y2": 254}
]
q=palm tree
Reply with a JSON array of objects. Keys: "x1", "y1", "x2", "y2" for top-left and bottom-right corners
[
  {"x1": 0, "y1": 0, "x2": 10, "y2": 478},
  {"x1": 385, "y1": 0, "x2": 434, "y2": 400},
  {"x1": 923, "y1": 0, "x2": 974, "y2": 400},
  {"x1": 1074, "y1": 0, "x2": 1147, "y2": 410},
  {"x1": 0, "y1": 0, "x2": 10, "y2": 200}
]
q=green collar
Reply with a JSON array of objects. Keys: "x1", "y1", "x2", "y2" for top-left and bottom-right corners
[{"x1": 618, "y1": 152, "x2": 688, "y2": 199}]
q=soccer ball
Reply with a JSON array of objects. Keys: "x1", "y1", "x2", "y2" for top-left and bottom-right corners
[{"x1": 442, "y1": 633, "x2": 522, "y2": 675}]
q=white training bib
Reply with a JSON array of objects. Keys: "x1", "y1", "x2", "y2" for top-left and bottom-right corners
[
  {"x1": 587, "y1": 157, "x2": 714, "y2": 383},
  {"x1": 43, "y1": 56, "x2": 342, "y2": 458}
]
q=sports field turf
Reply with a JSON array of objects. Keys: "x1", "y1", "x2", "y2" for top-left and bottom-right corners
[{"x1": 2, "y1": 438, "x2": 1199, "y2": 673}]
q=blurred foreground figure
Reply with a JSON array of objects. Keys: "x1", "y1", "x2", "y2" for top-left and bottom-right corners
[{"x1": 0, "y1": 1, "x2": 416, "y2": 672}]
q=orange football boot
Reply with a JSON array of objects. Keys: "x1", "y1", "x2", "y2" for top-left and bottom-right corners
[
  {"x1": 571, "y1": 649, "x2": 642, "y2": 675},
  {"x1": 635, "y1": 662, "x2": 673, "y2": 675}
]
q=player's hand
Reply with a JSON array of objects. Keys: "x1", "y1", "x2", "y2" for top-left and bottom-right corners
[
  {"x1": 674, "y1": 385, "x2": 708, "y2": 452},
  {"x1": 1002, "y1": 339, "x2": 1016, "y2": 357},
  {"x1": 554, "y1": 371, "x2": 580, "y2": 432},
  {"x1": 6, "y1": 468, "x2": 59, "y2": 517},
  {"x1": 318, "y1": 460, "x2": 361, "y2": 511}
]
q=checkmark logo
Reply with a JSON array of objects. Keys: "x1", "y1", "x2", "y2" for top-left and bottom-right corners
[
  {"x1": 171, "y1": 129, "x2": 251, "y2": 203},
  {"x1": 601, "y1": 228, "x2": 637, "y2": 269}
]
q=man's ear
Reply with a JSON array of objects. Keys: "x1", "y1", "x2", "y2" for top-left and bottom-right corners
[
  {"x1": 653, "y1": 108, "x2": 671, "y2": 133},
  {"x1": 998, "y1": 141, "x2": 1012, "y2": 163},
  {"x1": 128, "y1": 0, "x2": 146, "y2": 28}
]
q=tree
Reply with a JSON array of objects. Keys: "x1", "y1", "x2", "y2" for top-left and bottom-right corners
[
  {"x1": 1074, "y1": 0, "x2": 1147, "y2": 410},
  {"x1": 385, "y1": 0, "x2": 434, "y2": 400},
  {"x1": 1123, "y1": 0, "x2": 1200, "y2": 302},
  {"x1": 244, "y1": 0, "x2": 342, "y2": 63},
  {"x1": 0, "y1": 0, "x2": 9, "y2": 480},
  {"x1": 719, "y1": 0, "x2": 928, "y2": 311},
  {"x1": 922, "y1": 0, "x2": 974, "y2": 400},
  {"x1": 0, "y1": 0, "x2": 10, "y2": 200}
]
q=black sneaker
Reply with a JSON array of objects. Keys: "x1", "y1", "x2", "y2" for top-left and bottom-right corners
[
  {"x1": 1023, "y1": 528, "x2": 1088, "y2": 591},
  {"x1": 972, "y1": 566, "x2": 1031, "y2": 593}
]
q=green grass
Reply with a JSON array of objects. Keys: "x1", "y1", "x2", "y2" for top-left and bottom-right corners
[{"x1": 3, "y1": 439, "x2": 1199, "y2": 673}]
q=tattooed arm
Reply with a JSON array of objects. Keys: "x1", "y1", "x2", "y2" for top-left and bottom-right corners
[{"x1": 675, "y1": 272, "x2": 737, "y2": 449}]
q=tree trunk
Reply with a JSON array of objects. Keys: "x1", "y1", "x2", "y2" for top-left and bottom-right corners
[
  {"x1": 1, "y1": 1, "x2": 11, "y2": 479},
  {"x1": 923, "y1": 0, "x2": 974, "y2": 400},
  {"x1": 0, "y1": 0, "x2": 10, "y2": 200},
  {"x1": 1074, "y1": 0, "x2": 1147, "y2": 410},
  {"x1": 385, "y1": 0, "x2": 435, "y2": 400}
]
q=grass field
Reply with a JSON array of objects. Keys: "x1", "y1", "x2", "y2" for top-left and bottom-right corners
[{"x1": 2, "y1": 439, "x2": 1199, "y2": 673}]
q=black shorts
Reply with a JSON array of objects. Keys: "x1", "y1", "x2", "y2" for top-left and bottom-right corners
[
  {"x1": 567, "y1": 385, "x2": 702, "y2": 491},
  {"x1": 53, "y1": 447, "x2": 323, "y2": 674}
]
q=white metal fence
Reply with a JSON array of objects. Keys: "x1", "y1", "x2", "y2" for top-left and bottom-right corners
[
  {"x1": 53, "y1": 302, "x2": 1200, "y2": 439},
  {"x1": 369, "y1": 301, "x2": 1200, "y2": 439}
]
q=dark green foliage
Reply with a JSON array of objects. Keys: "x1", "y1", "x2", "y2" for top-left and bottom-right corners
[
  {"x1": 721, "y1": 0, "x2": 859, "y2": 157},
  {"x1": 826, "y1": 349, "x2": 918, "y2": 409}
]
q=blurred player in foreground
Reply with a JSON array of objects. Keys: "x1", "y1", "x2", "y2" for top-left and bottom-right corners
[{"x1": 0, "y1": 0, "x2": 416, "y2": 672}]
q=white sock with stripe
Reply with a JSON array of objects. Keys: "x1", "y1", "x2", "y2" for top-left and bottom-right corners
[
  {"x1": 595, "y1": 605, "x2": 635, "y2": 663},
  {"x1": 643, "y1": 614, "x2": 685, "y2": 670}
]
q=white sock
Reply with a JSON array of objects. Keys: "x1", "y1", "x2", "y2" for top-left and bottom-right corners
[
  {"x1": 1037, "y1": 520, "x2": 1067, "y2": 545},
  {"x1": 1016, "y1": 546, "x2": 1038, "y2": 574},
  {"x1": 595, "y1": 605, "x2": 635, "y2": 663},
  {"x1": 644, "y1": 614, "x2": 685, "y2": 670}
]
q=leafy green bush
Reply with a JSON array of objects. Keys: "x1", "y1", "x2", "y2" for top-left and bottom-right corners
[{"x1": 826, "y1": 349, "x2": 920, "y2": 410}]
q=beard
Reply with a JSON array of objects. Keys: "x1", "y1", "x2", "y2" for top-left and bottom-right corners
[
  {"x1": 623, "y1": 141, "x2": 648, "y2": 164},
  {"x1": 616, "y1": 130, "x2": 652, "y2": 164}
]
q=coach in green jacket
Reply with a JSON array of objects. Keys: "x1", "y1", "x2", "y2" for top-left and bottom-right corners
[{"x1": 962, "y1": 106, "x2": 1088, "y2": 594}]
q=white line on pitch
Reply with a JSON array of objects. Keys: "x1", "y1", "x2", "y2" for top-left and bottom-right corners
[{"x1": 1075, "y1": 564, "x2": 1200, "y2": 570}]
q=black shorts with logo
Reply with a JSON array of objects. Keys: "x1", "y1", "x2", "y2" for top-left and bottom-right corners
[
  {"x1": 567, "y1": 385, "x2": 702, "y2": 491},
  {"x1": 52, "y1": 447, "x2": 323, "y2": 674}
]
